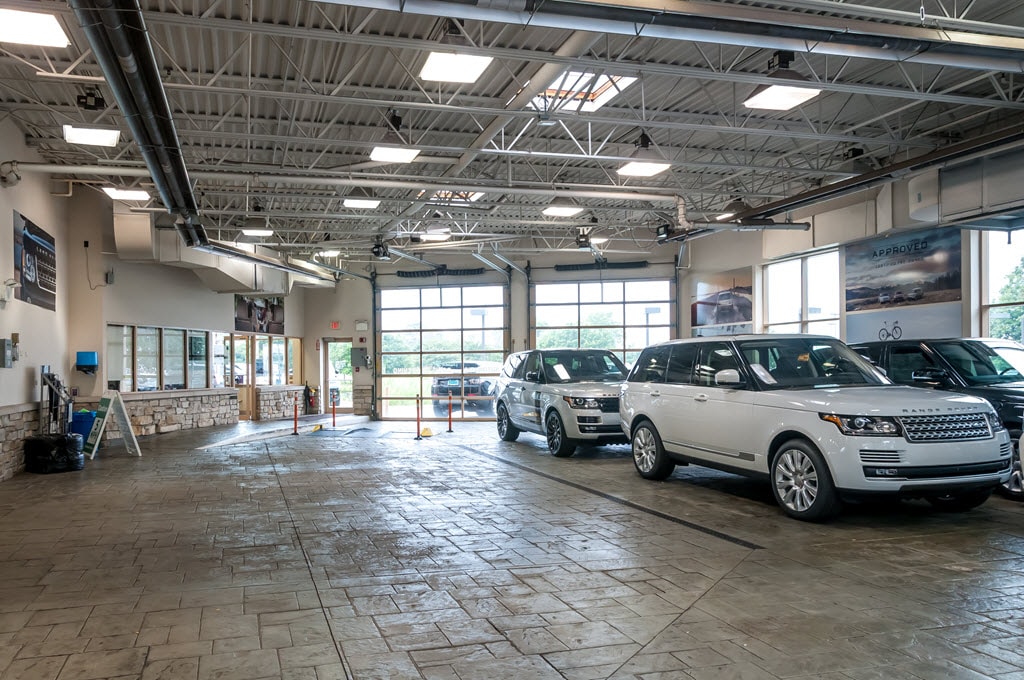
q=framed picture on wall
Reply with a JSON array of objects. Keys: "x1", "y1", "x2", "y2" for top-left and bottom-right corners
[{"x1": 12, "y1": 211, "x2": 56, "y2": 311}]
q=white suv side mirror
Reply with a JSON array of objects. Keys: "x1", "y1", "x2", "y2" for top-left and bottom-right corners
[{"x1": 715, "y1": 368, "x2": 745, "y2": 386}]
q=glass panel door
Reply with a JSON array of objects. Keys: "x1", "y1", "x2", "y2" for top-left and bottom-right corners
[
  {"x1": 232, "y1": 335, "x2": 252, "y2": 420},
  {"x1": 325, "y1": 339, "x2": 354, "y2": 411}
]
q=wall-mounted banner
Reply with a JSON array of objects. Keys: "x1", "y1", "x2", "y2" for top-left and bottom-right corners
[
  {"x1": 234, "y1": 295, "x2": 285, "y2": 334},
  {"x1": 846, "y1": 301, "x2": 962, "y2": 344},
  {"x1": 690, "y1": 267, "x2": 753, "y2": 329},
  {"x1": 845, "y1": 226, "x2": 961, "y2": 313},
  {"x1": 12, "y1": 211, "x2": 56, "y2": 311}
]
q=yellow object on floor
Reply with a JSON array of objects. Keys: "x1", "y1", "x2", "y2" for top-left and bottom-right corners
[{"x1": 420, "y1": 427, "x2": 434, "y2": 437}]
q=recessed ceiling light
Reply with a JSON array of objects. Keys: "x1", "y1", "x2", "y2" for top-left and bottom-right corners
[
  {"x1": 617, "y1": 132, "x2": 671, "y2": 178},
  {"x1": 63, "y1": 125, "x2": 120, "y2": 147},
  {"x1": 0, "y1": 9, "x2": 69, "y2": 48},
  {"x1": 102, "y1": 187, "x2": 149, "y2": 201},
  {"x1": 420, "y1": 52, "x2": 493, "y2": 84},
  {"x1": 543, "y1": 198, "x2": 584, "y2": 217},
  {"x1": 743, "y1": 82, "x2": 821, "y2": 110}
]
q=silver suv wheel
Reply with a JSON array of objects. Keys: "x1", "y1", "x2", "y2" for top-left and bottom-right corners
[{"x1": 770, "y1": 440, "x2": 841, "y2": 521}]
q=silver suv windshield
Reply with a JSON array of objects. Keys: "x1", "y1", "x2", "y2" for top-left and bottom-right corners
[
  {"x1": 737, "y1": 337, "x2": 889, "y2": 389},
  {"x1": 540, "y1": 350, "x2": 628, "y2": 384},
  {"x1": 931, "y1": 340, "x2": 1024, "y2": 386}
]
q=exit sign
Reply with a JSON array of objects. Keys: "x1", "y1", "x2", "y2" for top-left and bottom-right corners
[{"x1": 330, "y1": 321, "x2": 340, "y2": 330}]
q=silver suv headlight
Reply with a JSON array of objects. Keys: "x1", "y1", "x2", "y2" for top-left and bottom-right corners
[
  {"x1": 564, "y1": 396, "x2": 600, "y2": 409},
  {"x1": 820, "y1": 413, "x2": 901, "y2": 436}
]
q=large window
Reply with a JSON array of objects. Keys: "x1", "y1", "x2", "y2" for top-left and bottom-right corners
[
  {"x1": 764, "y1": 251, "x2": 840, "y2": 337},
  {"x1": 984, "y1": 231, "x2": 1024, "y2": 341},
  {"x1": 379, "y1": 285, "x2": 506, "y2": 419},
  {"x1": 104, "y1": 325, "x2": 299, "y2": 391},
  {"x1": 533, "y1": 280, "x2": 672, "y2": 366}
]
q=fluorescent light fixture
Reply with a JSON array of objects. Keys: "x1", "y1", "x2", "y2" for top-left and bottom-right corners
[
  {"x1": 743, "y1": 81, "x2": 821, "y2": 110},
  {"x1": 743, "y1": 51, "x2": 821, "y2": 111},
  {"x1": 618, "y1": 133, "x2": 670, "y2": 177},
  {"x1": 63, "y1": 124, "x2": 120, "y2": 147},
  {"x1": 420, "y1": 52, "x2": 493, "y2": 83},
  {"x1": 590, "y1": 236, "x2": 608, "y2": 245},
  {"x1": 419, "y1": 231, "x2": 451, "y2": 242},
  {"x1": 716, "y1": 212, "x2": 735, "y2": 221},
  {"x1": 241, "y1": 228, "x2": 274, "y2": 237},
  {"x1": 102, "y1": 187, "x2": 149, "y2": 201},
  {"x1": 370, "y1": 146, "x2": 420, "y2": 163},
  {"x1": 319, "y1": 249, "x2": 341, "y2": 257},
  {"x1": 344, "y1": 198, "x2": 381, "y2": 209},
  {"x1": 0, "y1": 9, "x2": 69, "y2": 48},
  {"x1": 543, "y1": 197, "x2": 584, "y2": 217}
]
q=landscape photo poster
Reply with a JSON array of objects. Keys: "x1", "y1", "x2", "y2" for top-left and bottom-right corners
[
  {"x1": 844, "y1": 226, "x2": 961, "y2": 313},
  {"x1": 234, "y1": 295, "x2": 285, "y2": 334},
  {"x1": 12, "y1": 211, "x2": 56, "y2": 311},
  {"x1": 690, "y1": 267, "x2": 753, "y2": 329}
]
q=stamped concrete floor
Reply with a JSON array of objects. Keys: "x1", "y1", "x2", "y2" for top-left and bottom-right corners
[{"x1": 4, "y1": 420, "x2": 1024, "y2": 680}]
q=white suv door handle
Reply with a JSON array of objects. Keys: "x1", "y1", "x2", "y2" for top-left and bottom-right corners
[{"x1": 694, "y1": 394, "x2": 708, "y2": 402}]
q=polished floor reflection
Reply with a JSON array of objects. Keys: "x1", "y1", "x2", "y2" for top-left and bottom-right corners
[{"x1": 2, "y1": 419, "x2": 1024, "y2": 680}]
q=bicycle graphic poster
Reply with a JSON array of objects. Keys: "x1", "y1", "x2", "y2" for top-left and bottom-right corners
[{"x1": 844, "y1": 226, "x2": 963, "y2": 343}]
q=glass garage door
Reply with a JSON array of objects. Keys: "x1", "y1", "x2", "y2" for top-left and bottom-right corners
[
  {"x1": 533, "y1": 279, "x2": 673, "y2": 366},
  {"x1": 379, "y1": 285, "x2": 506, "y2": 419}
]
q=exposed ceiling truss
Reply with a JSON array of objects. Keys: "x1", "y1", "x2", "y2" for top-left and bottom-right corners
[{"x1": 1, "y1": 0, "x2": 1024, "y2": 264}]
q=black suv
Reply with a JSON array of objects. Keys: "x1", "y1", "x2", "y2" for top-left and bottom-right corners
[
  {"x1": 851, "y1": 338, "x2": 1024, "y2": 500},
  {"x1": 430, "y1": 362, "x2": 498, "y2": 415}
]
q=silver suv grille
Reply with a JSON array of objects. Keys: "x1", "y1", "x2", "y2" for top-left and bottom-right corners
[
  {"x1": 596, "y1": 397, "x2": 619, "y2": 413},
  {"x1": 899, "y1": 413, "x2": 991, "y2": 442}
]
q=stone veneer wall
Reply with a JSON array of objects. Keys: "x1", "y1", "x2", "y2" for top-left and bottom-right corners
[
  {"x1": 254, "y1": 385, "x2": 305, "y2": 421},
  {"x1": 76, "y1": 388, "x2": 238, "y2": 439},
  {"x1": 353, "y1": 386, "x2": 373, "y2": 417},
  {"x1": 0, "y1": 404, "x2": 41, "y2": 482}
]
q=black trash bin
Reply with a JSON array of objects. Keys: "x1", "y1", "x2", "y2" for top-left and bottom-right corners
[{"x1": 24, "y1": 433, "x2": 85, "y2": 474}]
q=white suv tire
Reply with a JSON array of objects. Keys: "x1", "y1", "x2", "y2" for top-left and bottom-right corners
[
  {"x1": 496, "y1": 402, "x2": 519, "y2": 442},
  {"x1": 631, "y1": 421, "x2": 675, "y2": 480},
  {"x1": 770, "y1": 439, "x2": 842, "y2": 522},
  {"x1": 545, "y1": 411, "x2": 576, "y2": 457}
]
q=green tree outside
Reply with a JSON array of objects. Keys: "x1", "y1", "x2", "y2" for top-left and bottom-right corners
[{"x1": 990, "y1": 258, "x2": 1024, "y2": 342}]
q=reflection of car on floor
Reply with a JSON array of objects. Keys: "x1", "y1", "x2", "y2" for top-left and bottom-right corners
[
  {"x1": 430, "y1": 362, "x2": 498, "y2": 415},
  {"x1": 892, "y1": 291, "x2": 905, "y2": 303},
  {"x1": 878, "y1": 292, "x2": 890, "y2": 304}
]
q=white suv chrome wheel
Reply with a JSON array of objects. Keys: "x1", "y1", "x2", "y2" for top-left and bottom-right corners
[{"x1": 774, "y1": 449, "x2": 818, "y2": 513}]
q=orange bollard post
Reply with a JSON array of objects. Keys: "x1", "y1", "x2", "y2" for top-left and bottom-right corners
[
  {"x1": 447, "y1": 393, "x2": 454, "y2": 433},
  {"x1": 332, "y1": 398, "x2": 336, "y2": 428},
  {"x1": 415, "y1": 394, "x2": 422, "y2": 440},
  {"x1": 292, "y1": 395, "x2": 298, "y2": 435}
]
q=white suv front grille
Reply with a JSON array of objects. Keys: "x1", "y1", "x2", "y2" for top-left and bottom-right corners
[{"x1": 899, "y1": 413, "x2": 991, "y2": 442}]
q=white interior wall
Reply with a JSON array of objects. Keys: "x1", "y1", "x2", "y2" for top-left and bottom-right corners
[
  {"x1": 0, "y1": 117, "x2": 69, "y2": 405},
  {"x1": 302, "y1": 278, "x2": 374, "y2": 393}
]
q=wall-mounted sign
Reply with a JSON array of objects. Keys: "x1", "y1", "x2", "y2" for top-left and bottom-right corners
[
  {"x1": 330, "y1": 321, "x2": 340, "y2": 330},
  {"x1": 12, "y1": 211, "x2": 56, "y2": 311}
]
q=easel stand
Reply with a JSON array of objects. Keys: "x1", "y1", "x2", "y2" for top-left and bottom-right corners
[{"x1": 83, "y1": 391, "x2": 142, "y2": 460}]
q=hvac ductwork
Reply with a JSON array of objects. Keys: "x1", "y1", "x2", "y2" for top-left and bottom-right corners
[
  {"x1": 67, "y1": 0, "x2": 207, "y2": 247},
  {"x1": 320, "y1": 0, "x2": 1024, "y2": 73}
]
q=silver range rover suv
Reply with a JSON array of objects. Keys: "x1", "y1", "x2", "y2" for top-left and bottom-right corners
[
  {"x1": 620, "y1": 335, "x2": 1012, "y2": 521},
  {"x1": 494, "y1": 348, "x2": 628, "y2": 457}
]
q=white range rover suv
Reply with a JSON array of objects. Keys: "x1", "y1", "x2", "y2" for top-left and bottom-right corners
[
  {"x1": 494, "y1": 348, "x2": 628, "y2": 456},
  {"x1": 620, "y1": 335, "x2": 1012, "y2": 521}
]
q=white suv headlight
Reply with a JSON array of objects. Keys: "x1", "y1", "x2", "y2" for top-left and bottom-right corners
[
  {"x1": 987, "y1": 412, "x2": 1006, "y2": 432},
  {"x1": 820, "y1": 413, "x2": 901, "y2": 436},
  {"x1": 564, "y1": 396, "x2": 600, "y2": 409}
]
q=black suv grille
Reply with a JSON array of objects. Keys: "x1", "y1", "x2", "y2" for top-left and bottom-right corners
[
  {"x1": 597, "y1": 397, "x2": 619, "y2": 413},
  {"x1": 899, "y1": 413, "x2": 991, "y2": 442}
]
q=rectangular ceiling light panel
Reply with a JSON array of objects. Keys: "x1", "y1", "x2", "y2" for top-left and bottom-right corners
[
  {"x1": 370, "y1": 146, "x2": 421, "y2": 163},
  {"x1": 420, "y1": 52, "x2": 493, "y2": 83},
  {"x1": 63, "y1": 125, "x2": 120, "y2": 147},
  {"x1": 743, "y1": 84, "x2": 821, "y2": 110},
  {"x1": 0, "y1": 9, "x2": 69, "y2": 47},
  {"x1": 103, "y1": 187, "x2": 150, "y2": 201}
]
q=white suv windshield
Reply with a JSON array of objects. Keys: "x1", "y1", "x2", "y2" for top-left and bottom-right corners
[
  {"x1": 932, "y1": 340, "x2": 1024, "y2": 385},
  {"x1": 737, "y1": 338, "x2": 889, "y2": 389},
  {"x1": 541, "y1": 350, "x2": 628, "y2": 384}
]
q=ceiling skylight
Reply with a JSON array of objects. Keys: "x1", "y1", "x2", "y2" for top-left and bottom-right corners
[{"x1": 528, "y1": 71, "x2": 637, "y2": 113}]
